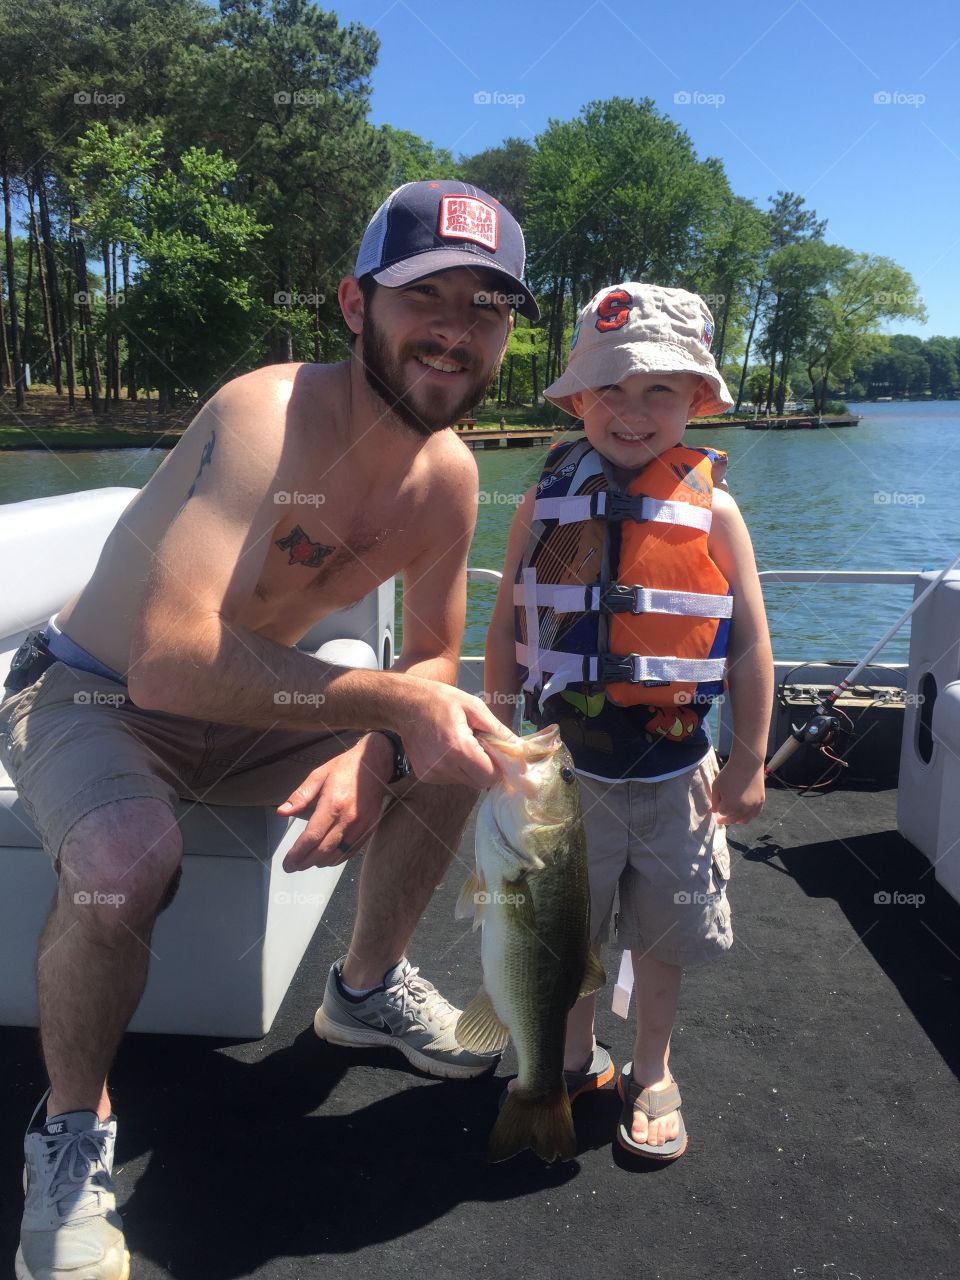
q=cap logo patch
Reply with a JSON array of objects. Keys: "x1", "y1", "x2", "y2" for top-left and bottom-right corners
[
  {"x1": 701, "y1": 318, "x2": 714, "y2": 348},
  {"x1": 596, "y1": 288, "x2": 632, "y2": 332},
  {"x1": 439, "y1": 196, "x2": 499, "y2": 251}
]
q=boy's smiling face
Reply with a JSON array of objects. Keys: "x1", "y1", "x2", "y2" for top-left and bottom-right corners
[{"x1": 570, "y1": 370, "x2": 705, "y2": 479}]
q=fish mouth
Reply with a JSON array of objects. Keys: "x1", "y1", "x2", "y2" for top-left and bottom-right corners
[{"x1": 476, "y1": 724, "x2": 561, "y2": 762}]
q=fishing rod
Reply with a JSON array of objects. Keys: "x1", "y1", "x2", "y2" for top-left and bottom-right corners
[{"x1": 765, "y1": 550, "x2": 960, "y2": 777}]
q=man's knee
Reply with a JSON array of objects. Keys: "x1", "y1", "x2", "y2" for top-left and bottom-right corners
[
  {"x1": 56, "y1": 797, "x2": 183, "y2": 930},
  {"x1": 391, "y1": 778, "x2": 480, "y2": 839}
]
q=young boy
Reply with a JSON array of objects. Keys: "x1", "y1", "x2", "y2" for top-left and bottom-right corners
[{"x1": 484, "y1": 282, "x2": 773, "y2": 1160}]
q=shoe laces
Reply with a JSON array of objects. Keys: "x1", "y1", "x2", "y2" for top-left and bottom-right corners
[
  {"x1": 39, "y1": 1125, "x2": 112, "y2": 1219},
  {"x1": 390, "y1": 965, "x2": 456, "y2": 1031}
]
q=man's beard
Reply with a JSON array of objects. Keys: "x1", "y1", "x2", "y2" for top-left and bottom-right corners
[{"x1": 360, "y1": 313, "x2": 498, "y2": 438}]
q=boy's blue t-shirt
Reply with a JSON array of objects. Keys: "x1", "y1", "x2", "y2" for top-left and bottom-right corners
[{"x1": 532, "y1": 691, "x2": 713, "y2": 783}]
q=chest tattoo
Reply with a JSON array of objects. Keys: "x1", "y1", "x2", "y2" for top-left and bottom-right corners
[{"x1": 275, "y1": 524, "x2": 336, "y2": 568}]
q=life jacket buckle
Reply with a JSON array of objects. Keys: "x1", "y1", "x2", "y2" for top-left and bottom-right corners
[
  {"x1": 597, "y1": 492, "x2": 648, "y2": 523},
  {"x1": 601, "y1": 585, "x2": 644, "y2": 614},
  {"x1": 598, "y1": 653, "x2": 673, "y2": 687}
]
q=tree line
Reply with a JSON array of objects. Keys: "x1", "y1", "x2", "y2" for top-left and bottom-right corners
[{"x1": 0, "y1": 0, "x2": 942, "y2": 421}]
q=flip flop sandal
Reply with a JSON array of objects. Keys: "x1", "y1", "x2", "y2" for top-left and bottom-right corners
[
  {"x1": 616, "y1": 1061, "x2": 688, "y2": 1161},
  {"x1": 497, "y1": 1044, "x2": 615, "y2": 1111}
]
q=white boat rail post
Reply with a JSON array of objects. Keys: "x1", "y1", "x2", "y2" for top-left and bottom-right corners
[{"x1": 763, "y1": 557, "x2": 960, "y2": 775}]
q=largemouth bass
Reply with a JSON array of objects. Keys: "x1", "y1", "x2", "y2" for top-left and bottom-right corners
[{"x1": 454, "y1": 723, "x2": 605, "y2": 1162}]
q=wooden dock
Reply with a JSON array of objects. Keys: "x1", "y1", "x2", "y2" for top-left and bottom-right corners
[
  {"x1": 453, "y1": 428, "x2": 558, "y2": 449},
  {"x1": 689, "y1": 414, "x2": 861, "y2": 430}
]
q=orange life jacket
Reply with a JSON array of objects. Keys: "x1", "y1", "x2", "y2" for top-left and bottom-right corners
[{"x1": 514, "y1": 439, "x2": 732, "y2": 711}]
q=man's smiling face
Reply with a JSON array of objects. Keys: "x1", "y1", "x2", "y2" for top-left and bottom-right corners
[{"x1": 354, "y1": 267, "x2": 513, "y2": 437}]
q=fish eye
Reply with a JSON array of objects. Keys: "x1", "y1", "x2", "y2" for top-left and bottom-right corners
[{"x1": 560, "y1": 766, "x2": 575, "y2": 783}]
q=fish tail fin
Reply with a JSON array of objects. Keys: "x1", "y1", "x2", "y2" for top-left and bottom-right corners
[{"x1": 487, "y1": 1085, "x2": 576, "y2": 1164}]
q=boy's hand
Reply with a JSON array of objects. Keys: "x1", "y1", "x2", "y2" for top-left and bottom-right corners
[{"x1": 710, "y1": 757, "x2": 765, "y2": 826}]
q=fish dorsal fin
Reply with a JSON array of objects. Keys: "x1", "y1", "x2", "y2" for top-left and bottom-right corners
[
  {"x1": 455, "y1": 986, "x2": 510, "y2": 1054},
  {"x1": 577, "y1": 948, "x2": 607, "y2": 1001},
  {"x1": 455, "y1": 870, "x2": 487, "y2": 931}
]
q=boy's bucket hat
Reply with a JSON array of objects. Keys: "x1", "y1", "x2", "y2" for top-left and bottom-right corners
[
  {"x1": 544, "y1": 283, "x2": 734, "y2": 417},
  {"x1": 355, "y1": 180, "x2": 540, "y2": 321}
]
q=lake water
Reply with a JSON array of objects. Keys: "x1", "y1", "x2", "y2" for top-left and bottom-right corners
[{"x1": 2, "y1": 401, "x2": 956, "y2": 663}]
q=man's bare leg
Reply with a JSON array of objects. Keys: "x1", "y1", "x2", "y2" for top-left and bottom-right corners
[
  {"x1": 341, "y1": 780, "x2": 477, "y2": 989},
  {"x1": 38, "y1": 798, "x2": 183, "y2": 1120}
]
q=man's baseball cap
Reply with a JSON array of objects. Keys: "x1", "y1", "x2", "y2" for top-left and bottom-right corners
[
  {"x1": 354, "y1": 180, "x2": 540, "y2": 321},
  {"x1": 544, "y1": 282, "x2": 734, "y2": 418}
]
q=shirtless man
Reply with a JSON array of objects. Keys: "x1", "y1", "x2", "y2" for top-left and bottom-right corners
[{"x1": 0, "y1": 180, "x2": 541, "y2": 1280}]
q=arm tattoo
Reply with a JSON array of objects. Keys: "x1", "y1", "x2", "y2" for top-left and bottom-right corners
[
  {"x1": 176, "y1": 428, "x2": 217, "y2": 515},
  {"x1": 275, "y1": 524, "x2": 335, "y2": 568}
]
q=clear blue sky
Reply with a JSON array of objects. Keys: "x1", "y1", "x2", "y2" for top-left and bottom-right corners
[{"x1": 336, "y1": 0, "x2": 960, "y2": 338}]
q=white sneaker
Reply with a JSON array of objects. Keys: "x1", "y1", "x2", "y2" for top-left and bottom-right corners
[
  {"x1": 314, "y1": 956, "x2": 500, "y2": 1080},
  {"x1": 16, "y1": 1090, "x2": 130, "y2": 1280}
]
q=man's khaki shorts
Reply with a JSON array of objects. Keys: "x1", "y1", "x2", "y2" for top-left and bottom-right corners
[
  {"x1": 578, "y1": 749, "x2": 732, "y2": 967},
  {"x1": 0, "y1": 661, "x2": 361, "y2": 864}
]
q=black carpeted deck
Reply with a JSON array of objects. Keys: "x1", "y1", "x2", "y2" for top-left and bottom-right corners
[{"x1": 2, "y1": 781, "x2": 958, "y2": 1279}]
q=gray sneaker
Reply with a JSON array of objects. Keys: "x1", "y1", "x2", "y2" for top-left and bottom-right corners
[
  {"x1": 314, "y1": 956, "x2": 500, "y2": 1080},
  {"x1": 16, "y1": 1091, "x2": 130, "y2": 1280}
]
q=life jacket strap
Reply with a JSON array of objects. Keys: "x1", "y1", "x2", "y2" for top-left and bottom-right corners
[
  {"x1": 596, "y1": 654, "x2": 728, "y2": 686},
  {"x1": 514, "y1": 581, "x2": 733, "y2": 619},
  {"x1": 533, "y1": 492, "x2": 712, "y2": 533},
  {"x1": 516, "y1": 642, "x2": 727, "y2": 708}
]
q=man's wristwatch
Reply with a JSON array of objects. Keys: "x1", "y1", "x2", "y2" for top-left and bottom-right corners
[{"x1": 370, "y1": 730, "x2": 411, "y2": 784}]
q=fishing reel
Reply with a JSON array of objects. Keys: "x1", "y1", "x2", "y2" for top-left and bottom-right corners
[{"x1": 788, "y1": 702, "x2": 842, "y2": 748}]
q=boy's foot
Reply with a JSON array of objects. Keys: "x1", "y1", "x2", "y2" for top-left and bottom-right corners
[
  {"x1": 314, "y1": 956, "x2": 501, "y2": 1080},
  {"x1": 616, "y1": 1062, "x2": 688, "y2": 1161},
  {"x1": 564, "y1": 1044, "x2": 616, "y2": 1102},
  {"x1": 500, "y1": 1044, "x2": 615, "y2": 1109},
  {"x1": 16, "y1": 1091, "x2": 130, "y2": 1280}
]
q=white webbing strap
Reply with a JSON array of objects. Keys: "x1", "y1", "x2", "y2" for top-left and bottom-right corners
[
  {"x1": 642, "y1": 497, "x2": 712, "y2": 532},
  {"x1": 532, "y1": 492, "x2": 712, "y2": 533},
  {"x1": 513, "y1": 581, "x2": 733, "y2": 619},
  {"x1": 519, "y1": 566, "x2": 541, "y2": 692},
  {"x1": 532, "y1": 494, "x2": 596, "y2": 524},
  {"x1": 615, "y1": 655, "x2": 727, "y2": 683},
  {"x1": 516, "y1": 642, "x2": 591, "y2": 705}
]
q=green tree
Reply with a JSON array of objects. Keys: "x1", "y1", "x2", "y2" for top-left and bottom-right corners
[
  {"x1": 460, "y1": 137, "x2": 534, "y2": 223},
  {"x1": 381, "y1": 126, "x2": 458, "y2": 186},
  {"x1": 525, "y1": 97, "x2": 731, "y2": 386},
  {"x1": 168, "y1": 0, "x2": 388, "y2": 362},
  {"x1": 800, "y1": 253, "x2": 926, "y2": 412}
]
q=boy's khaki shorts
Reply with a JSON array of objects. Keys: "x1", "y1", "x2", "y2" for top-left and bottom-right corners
[
  {"x1": 578, "y1": 749, "x2": 732, "y2": 967},
  {"x1": 0, "y1": 661, "x2": 362, "y2": 865}
]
